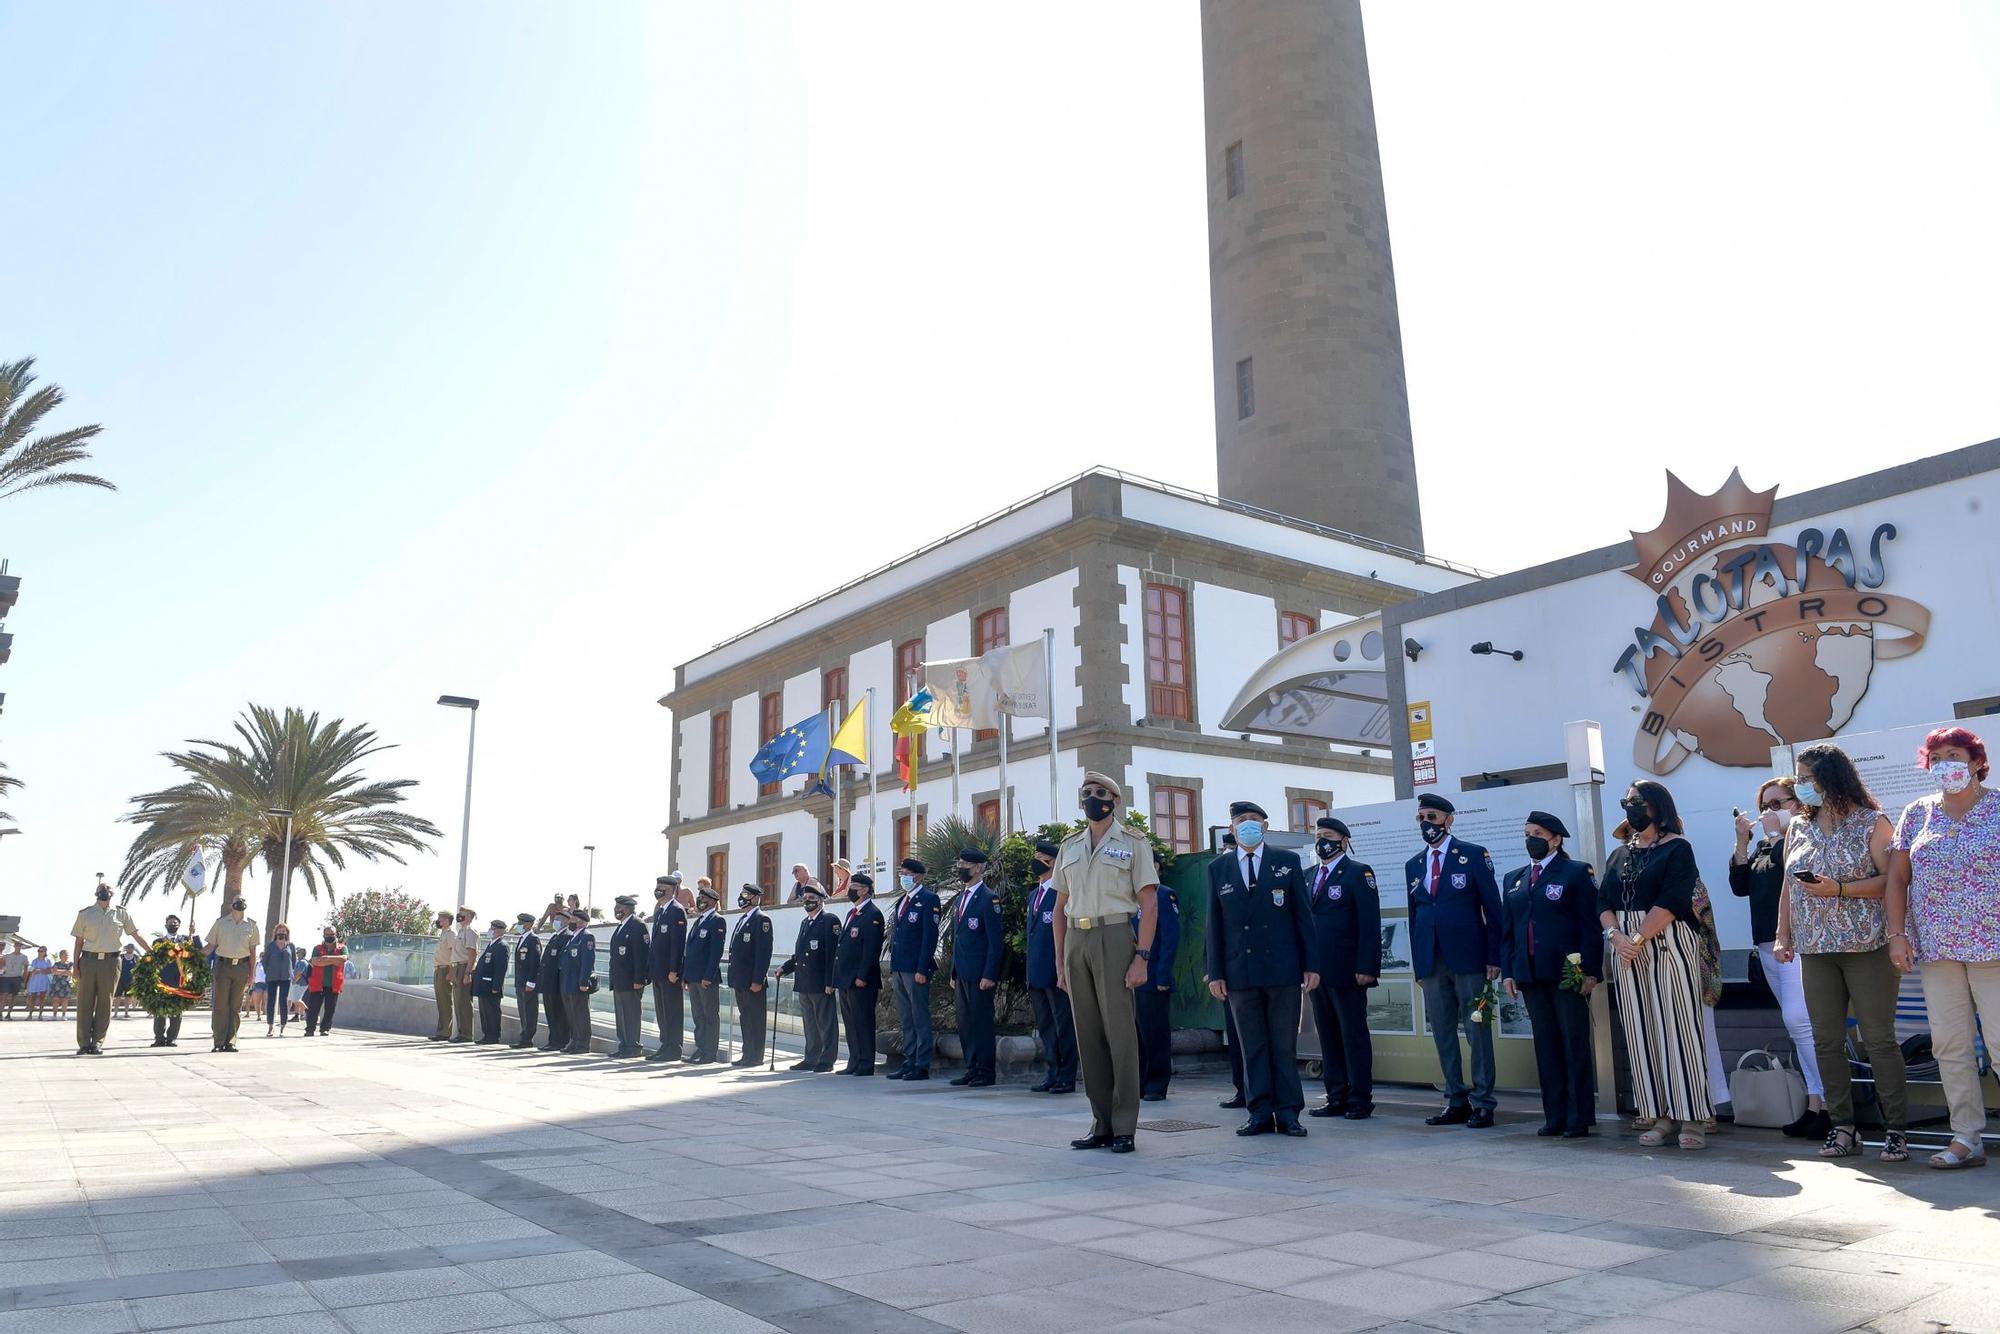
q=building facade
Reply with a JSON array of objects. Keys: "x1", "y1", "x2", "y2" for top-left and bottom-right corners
[{"x1": 660, "y1": 470, "x2": 1479, "y2": 887}]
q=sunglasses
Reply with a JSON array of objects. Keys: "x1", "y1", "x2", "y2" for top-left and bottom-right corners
[
  {"x1": 1760, "y1": 799, "x2": 1790, "y2": 812},
  {"x1": 1081, "y1": 785, "x2": 1115, "y2": 799}
]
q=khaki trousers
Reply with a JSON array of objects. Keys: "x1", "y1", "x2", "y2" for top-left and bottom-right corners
[
  {"x1": 1919, "y1": 960, "x2": 2000, "y2": 1141},
  {"x1": 433, "y1": 966, "x2": 454, "y2": 1038},
  {"x1": 1062, "y1": 920, "x2": 1141, "y2": 1138},
  {"x1": 211, "y1": 958, "x2": 251, "y2": 1046},
  {"x1": 1802, "y1": 946, "x2": 1906, "y2": 1129},
  {"x1": 452, "y1": 969, "x2": 475, "y2": 1040},
  {"x1": 74, "y1": 954, "x2": 120, "y2": 1048}
]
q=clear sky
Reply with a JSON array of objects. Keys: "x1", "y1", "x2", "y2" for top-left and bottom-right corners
[{"x1": 3, "y1": 2, "x2": 1997, "y2": 947}]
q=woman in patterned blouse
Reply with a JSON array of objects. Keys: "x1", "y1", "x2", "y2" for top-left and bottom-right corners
[
  {"x1": 1888, "y1": 726, "x2": 2000, "y2": 1170},
  {"x1": 1775, "y1": 742, "x2": 1905, "y2": 1163}
]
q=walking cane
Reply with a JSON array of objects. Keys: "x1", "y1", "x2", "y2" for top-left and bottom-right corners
[{"x1": 767, "y1": 969, "x2": 778, "y2": 1072}]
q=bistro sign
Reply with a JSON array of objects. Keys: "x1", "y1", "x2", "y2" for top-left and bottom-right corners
[{"x1": 1611, "y1": 470, "x2": 1930, "y2": 775}]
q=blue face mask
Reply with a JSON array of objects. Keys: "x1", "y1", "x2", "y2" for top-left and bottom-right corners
[
  {"x1": 1795, "y1": 779, "x2": 1822, "y2": 808},
  {"x1": 898, "y1": 874, "x2": 915, "y2": 892},
  {"x1": 1235, "y1": 820, "x2": 1265, "y2": 847}
]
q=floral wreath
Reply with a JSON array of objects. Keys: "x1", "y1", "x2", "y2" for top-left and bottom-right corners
[{"x1": 132, "y1": 937, "x2": 211, "y2": 1019}]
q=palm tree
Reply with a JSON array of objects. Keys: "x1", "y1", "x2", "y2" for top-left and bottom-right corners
[
  {"x1": 118, "y1": 777, "x2": 265, "y2": 920},
  {"x1": 121, "y1": 706, "x2": 441, "y2": 929},
  {"x1": 0, "y1": 358, "x2": 115, "y2": 501},
  {"x1": 0, "y1": 755, "x2": 21, "y2": 825}
]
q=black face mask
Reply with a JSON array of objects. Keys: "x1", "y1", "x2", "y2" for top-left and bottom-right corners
[
  {"x1": 1418, "y1": 821, "x2": 1448, "y2": 846},
  {"x1": 847, "y1": 888, "x2": 862, "y2": 902},
  {"x1": 1082, "y1": 797, "x2": 1116, "y2": 822},
  {"x1": 1034, "y1": 859, "x2": 1052, "y2": 877},
  {"x1": 1315, "y1": 838, "x2": 1341, "y2": 861},
  {"x1": 324, "y1": 934, "x2": 336, "y2": 943},
  {"x1": 956, "y1": 865, "x2": 974, "y2": 880},
  {"x1": 1525, "y1": 835, "x2": 1551, "y2": 861},
  {"x1": 231, "y1": 900, "x2": 247, "y2": 912},
  {"x1": 739, "y1": 896, "x2": 754, "y2": 909},
  {"x1": 1622, "y1": 801, "x2": 1654, "y2": 834}
]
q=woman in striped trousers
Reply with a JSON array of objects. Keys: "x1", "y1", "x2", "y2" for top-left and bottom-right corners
[{"x1": 1599, "y1": 780, "x2": 1714, "y2": 1150}]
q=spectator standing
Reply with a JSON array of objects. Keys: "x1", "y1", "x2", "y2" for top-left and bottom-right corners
[
  {"x1": 0, "y1": 941, "x2": 27, "y2": 1019},
  {"x1": 1776, "y1": 742, "x2": 1906, "y2": 1164},
  {"x1": 1888, "y1": 726, "x2": 2000, "y2": 1170},
  {"x1": 304, "y1": 926, "x2": 347, "y2": 1036},
  {"x1": 26, "y1": 946, "x2": 54, "y2": 1017},
  {"x1": 1730, "y1": 776, "x2": 1827, "y2": 1138},
  {"x1": 262, "y1": 927, "x2": 297, "y2": 1037},
  {"x1": 115, "y1": 946, "x2": 138, "y2": 1019},
  {"x1": 50, "y1": 950, "x2": 75, "y2": 1022}
]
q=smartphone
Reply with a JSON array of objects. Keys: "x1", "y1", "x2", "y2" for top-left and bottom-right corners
[{"x1": 1794, "y1": 871, "x2": 1822, "y2": 884}]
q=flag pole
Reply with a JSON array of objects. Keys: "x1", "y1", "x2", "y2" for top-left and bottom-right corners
[
  {"x1": 998, "y1": 713, "x2": 1010, "y2": 836},
  {"x1": 866, "y1": 688, "x2": 879, "y2": 870},
  {"x1": 1045, "y1": 626, "x2": 1059, "y2": 825},
  {"x1": 829, "y1": 701, "x2": 842, "y2": 876},
  {"x1": 950, "y1": 727, "x2": 961, "y2": 822}
]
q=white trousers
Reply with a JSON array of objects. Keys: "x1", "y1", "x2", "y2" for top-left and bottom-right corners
[{"x1": 1756, "y1": 940, "x2": 1826, "y2": 1097}]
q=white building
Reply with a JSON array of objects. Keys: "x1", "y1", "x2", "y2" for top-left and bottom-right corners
[{"x1": 660, "y1": 469, "x2": 1484, "y2": 886}]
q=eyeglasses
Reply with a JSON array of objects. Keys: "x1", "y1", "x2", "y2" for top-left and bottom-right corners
[
  {"x1": 1080, "y1": 785, "x2": 1115, "y2": 799},
  {"x1": 1760, "y1": 799, "x2": 1790, "y2": 811}
]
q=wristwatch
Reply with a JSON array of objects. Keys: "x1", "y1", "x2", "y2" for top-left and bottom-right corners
[{"x1": 1134, "y1": 948, "x2": 1153, "y2": 961}]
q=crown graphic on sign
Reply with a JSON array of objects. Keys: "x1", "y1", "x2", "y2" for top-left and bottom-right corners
[{"x1": 1625, "y1": 468, "x2": 1779, "y2": 588}]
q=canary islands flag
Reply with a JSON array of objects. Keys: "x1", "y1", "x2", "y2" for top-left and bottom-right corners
[{"x1": 749, "y1": 712, "x2": 831, "y2": 786}]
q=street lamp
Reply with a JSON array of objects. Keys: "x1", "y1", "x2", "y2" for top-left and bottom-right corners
[
  {"x1": 583, "y1": 844, "x2": 596, "y2": 915},
  {"x1": 266, "y1": 808, "x2": 295, "y2": 922},
  {"x1": 438, "y1": 696, "x2": 480, "y2": 910}
]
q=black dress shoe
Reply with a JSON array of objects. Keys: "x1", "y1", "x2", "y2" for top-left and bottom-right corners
[
  {"x1": 1049, "y1": 1083, "x2": 1075, "y2": 1094},
  {"x1": 1561, "y1": 1126, "x2": 1592, "y2": 1139},
  {"x1": 885, "y1": 1068, "x2": 906, "y2": 1080},
  {"x1": 1466, "y1": 1109, "x2": 1496, "y2": 1129},
  {"x1": 1107, "y1": 1136, "x2": 1136, "y2": 1154},
  {"x1": 790, "y1": 1060, "x2": 813, "y2": 1071},
  {"x1": 1425, "y1": 1104, "x2": 1472, "y2": 1126},
  {"x1": 905, "y1": 1070, "x2": 930, "y2": 1081},
  {"x1": 1030, "y1": 1079, "x2": 1055, "y2": 1093},
  {"x1": 428, "y1": 1035, "x2": 447, "y2": 1042},
  {"x1": 814, "y1": 1064, "x2": 836, "y2": 1073},
  {"x1": 1071, "y1": 1132, "x2": 1114, "y2": 1150},
  {"x1": 850, "y1": 1068, "x2": 875, "y2": 1076},
  {"x1": 1308, "y1": 1102, "x2": 1348, "y2": 1118},
  {"x1": 1140, "y1": 1092, "x2": 1165, "y2": 1102},
  {"x1": 1236, "y1": 1118, "x2": 1274, "y2": 1137},
  {"x1": 1220, "y1": 1094, "x2": 1247, "y2": 1110},
  {"x1": 948, "y1": 1073, "x2": 973, "y2": 1086},
  {"x1": 1536, "y1": 1125, "x2": 1562, "y2": 1137},
  {"x1": 1276, "y1": 1119, "x2": 1308, "y2": 1138},
  {"x1": 1343, "y1": 1106, "x2": 1373, "y2": 1120},
  {"x1": 730, "y1": 1057, "x2": 758, "y2": 1067},
  {"x1": 965, "y1": 1075, "x2": 995, "y2": 1088},
  {"x1": 166, "y1": 1040, "x2": 179, "y2": 1047},
  {"x1": 223, "y1": 1043, "x2": 239, "y2": 1053}
]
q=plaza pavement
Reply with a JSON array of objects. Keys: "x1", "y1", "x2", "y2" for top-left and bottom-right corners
[{"x1": 2, "y1": 1014, "x2": 1997, "y2": 1334}]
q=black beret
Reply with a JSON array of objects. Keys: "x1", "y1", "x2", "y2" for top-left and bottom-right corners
[
  {"x1": 800, "y1": 883, "x2": 825, "y2": 898},
  {"x1": 1034, "y1": 840, "x2": 1060, "y2": 858},
  {"x1": 1526, "y1": 810, "x2": 1571, "y2": 838},
  {"x1": 739, "y1": 883, "x2": 763, "y2": 897},
  {"x1": 900, "y1": 857, "x2": 926, "y2": 874},
  {"x1": 958, "y1": 848, "x2": 988, "y2": 864},
  {"x1": 515, "y1": 912, "x2": 536, "y2": 926},
  {"x1": 695, "y1": 884, "x2": 719, "y2": 900},
  {"x1": 1220, "y1": 833, "x2": 1237, "y2": 848},
  {"x1": 1228, "y1": 800, "x2": 1268, "y2": 820},
  {"x1": 656, "y1": 873, "x2": 682, "y2": 885},
  {"x1": 1417, "y1": 793, "x2": 1455, "y2": 814},
  {"x1": 489, "y1": 919, "x2": 508, "y2": 931},
  {"x1": 850, "y1": 872, "x2": 874, "y2": 888},
  {"x1": 613, "y1": 894, "x2": 637, "y2": 907},
  {"x1": 1316, "y1": 816, "x2": 1351, "y2": 838}
]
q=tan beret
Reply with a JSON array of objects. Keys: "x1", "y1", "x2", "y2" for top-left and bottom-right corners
[{"x1": 1080, "y1": 770, "x2": 1123, "y2": 802}]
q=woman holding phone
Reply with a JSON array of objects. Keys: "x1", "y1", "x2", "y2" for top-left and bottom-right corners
[
  {"x1": 1730, "y1": 776, "x2": 1828, "y2": 1139},
  {"x1": 1775, "y1": 743, "x2": 1906, "y2": 1163}
]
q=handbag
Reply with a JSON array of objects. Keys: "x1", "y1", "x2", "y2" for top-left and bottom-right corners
[{"x1": 1730, "y1": 1047, "x2": 1808, "y2": 1128}]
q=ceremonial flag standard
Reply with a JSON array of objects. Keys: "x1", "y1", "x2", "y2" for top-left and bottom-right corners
[{"x1": 748, "y1": 712, "x2": 831, "y2": 786}]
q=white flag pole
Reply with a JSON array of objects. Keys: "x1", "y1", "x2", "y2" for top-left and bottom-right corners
[
  {"x1": 1045, "y1": 627, "x2": 1059, "y2": 825},
  {"x1": 866, "y1": 688, "x2": 879, "y2": 870},
  {"x1": 950, "y1": 727, "x2": 961, "y2": 822},
  {"x1": 829, "y1": 701, "x2": 842, "y2": 876},
  {"x1": 998, "y1": 713, "x2": 1010, "y2": 836}
]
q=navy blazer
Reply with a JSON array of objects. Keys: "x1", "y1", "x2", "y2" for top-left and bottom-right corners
[
  {"x1": 727, "y1": 909, "x2": 775, "y2": 990},
  {"x1": 1405, "y1": 837, "x2": 1503, "y2": 977},
  {"x1": 512, "y1": 932, "x2": 542, "y2": 991},
  {"x1": 1024, "y1": 879, "x2": 1060, "y2": 989},
  {"x1": 608, "y1": 916, "x2": 648, "y2": 990},
  {"x1": 1205, "y1": 846, "x2": 1317, "y2": 989},
  {"x1": 1307, "y1": 856, "x2": 1383, "y2": 984},
  {"x1": 1136, "y1": 887, "x2": 1180, "y2": 991},
  {"x1": 470, "y1": 938, "x2": 508, "y2": 996},
  {"x1": 949, "y1": 883, "x2": 1005, "y2": 984},
  {"x1": 558, "y1": 929, "x2": 596, "y2": 995},
  {"x1": 649, "y1": 901, "x2": 688, "y2": 983},
  {"x1": 780, "y1": 909, "x2": 842, "y2": 992},
  {"x1": 1501, "y1": 851, "x2": 1604, "y2": 986},
  {"x1": 888, "y1": 886, "x2": 941, "y2": 974},
  {"x1": 683, "y1": 911, "x2": 725, "y2": 986},
  {"x1": 537, "y1": 928, "x2": 569, "y2": 993},
  {"x1": 833, "y1": 900, "x2": 885, "y2": 990}
]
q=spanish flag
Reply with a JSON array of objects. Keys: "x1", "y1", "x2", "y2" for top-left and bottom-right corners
[{"x1": 889, "y1": 687, "x2": 933, "y2": 792}]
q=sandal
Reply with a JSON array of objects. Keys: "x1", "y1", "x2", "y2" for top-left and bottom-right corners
[
  {"x1": 1678, "y1": 1128, "x2": 1706, "y2": 1150},
  {"x1": 1698, "y1": 1118, "x2": 1718, "y2": 1135},
  {"x1": 1631, "y1": 1116, "x2": 1657, "y2": 1132},
  {"x1": 1637, "y1": 1123, "x2": 1674, "y2": 1148},
  {"x1": 1879, "y1": 1131, "x2": 1909, "y2": 1163},
  {"x1": 1929, "y1": 1135, "x2": 1988, "y2": 1170},
  {"x1": 1819, "y1": 1126, "x2": 1861, "y2": 1158}
]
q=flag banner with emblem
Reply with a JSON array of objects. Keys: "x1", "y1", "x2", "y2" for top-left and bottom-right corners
[
  {"x1": 748, "y1": 712, "x2": 831, "y2": 786},
  {"x1": 919, "y1": 639, "x2": 1050, "y2": 728},
  {"x1": 182, "y1": 847, "x2": 207, "y2": 894},
  {"x1": 890, "y1": 688, "x2": 932, "y2": 791}
]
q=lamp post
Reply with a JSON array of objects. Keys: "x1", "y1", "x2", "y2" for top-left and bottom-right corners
[
  {"x1": 438, "y1": 696, "x2": 480, "y2": 910},
  {"x1": 583, "y1": 844, "x2": 596, "y2": 916},
  {"x1": 266, "y1": 808, "x2": 295, "y2": 923}
]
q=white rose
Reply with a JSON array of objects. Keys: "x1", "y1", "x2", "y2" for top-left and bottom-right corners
[
  {"x1": 1469, "y1": 1010, "x2": 1486, "y2": 1024},
  {"x1": 1566, "y1": 952, "x2": 1583, "y2": 965}
]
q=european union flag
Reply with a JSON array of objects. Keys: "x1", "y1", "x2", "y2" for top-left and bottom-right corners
[{"x1": 748, "y1": 711, "x2": 831, "y2": 787}]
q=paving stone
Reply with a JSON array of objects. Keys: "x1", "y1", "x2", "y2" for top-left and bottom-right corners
[
  {"x1": 510, "y1": 1272, "x2": 704, "y2": 1318},
  {"x1": 333, "y1": 1290, "x2": 545, "y2": 1333},
  {"x1": 129, "y1": 1282, "x2": 319, "y2": 1330}
]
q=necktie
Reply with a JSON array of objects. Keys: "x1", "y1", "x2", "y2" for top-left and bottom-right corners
[
  {"x1": 1429, "y1": 849, "x2": 1443, "y2": 898},
  {"x1": 1245, "y1": 853, "x2": 1257, "y2": 886},
  {"x1": 1527, "y1": 865, "x2": 1540, "y2": 956},
  {"x1": 1316, "y1": 866, "x2": 1330, "y2": 900}
]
